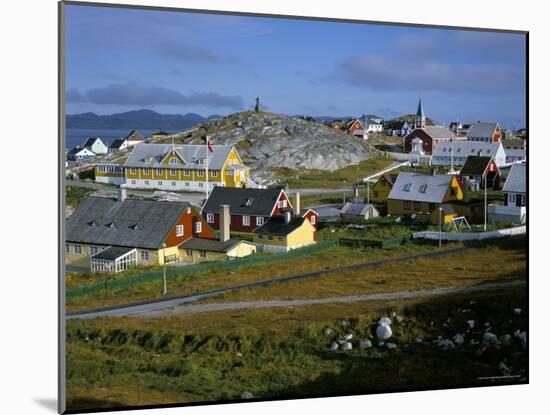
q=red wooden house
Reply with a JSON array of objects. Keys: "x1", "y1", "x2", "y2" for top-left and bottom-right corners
[
  {"x1": 202, "y1": 187, "x2": 292, "y2": 233},
  {"x1": 404, "y1": 126, "x2": 455, "y2": 154}
]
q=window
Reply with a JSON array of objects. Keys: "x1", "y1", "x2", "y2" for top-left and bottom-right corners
[
  {"x1": 277, "y1": 236, "x2": 284, "y2": 241},
  {"x1": 404, "y1": 201, "x2": 411, "y2": 210},
  {"x1": 170, "y1": 157, "x2": 179, "y2": 165},
  {"x1": 310, "y1": 215, "x2": 316, "y2": 225},
  {"x1": 278, "y1": 200, "x2": 287, "y2": 208},
  {"x1": 170, "y1": 169, "x2": 176, "y2": 176},
  {"x1": 74, "y1": 245, "x2": 82, "y2": 254},
  {"x1": 185, "y1": 182, "x2": 190, "y2": 187},
  {"x1": 419, "y1": 184, "x2": 427, "y2": 193},
  {"x1": 65, "y1": 244, "x2": 70, "y2": 253},
  {"x1": 131, "y1": 179, "x2": 136, "y2": 185},
  {"x1": 413, "y1": 201, "x2": 421, "y2": 210},
  {"x1": 243, "y1": 215, "x2": 250, "y2": 226},
  {"x1": 157, "y1": 168, "x2": 163, "y2": 175},
  {"x1": 211, "y1": 170, "x2": 218, "y2": 177},
  {"x1": 199, "y1": 250, "x2": 206, "y2": 258},
  {"x1": 403, "y1": 183, "x2": 412, "y2": 192},
  {"x1": 186, "y1": 249, "x2": 193, "y2": 256},
  {"x1": 256, "y1": 216, "x2": 264, "y2": 226},
  {"x1": 258, "y1": 234, "x2": 264, "y2": 239},
  {"x1": 176, "y1": 225, "x2": 184, "y2": 237},
  {"x1": 143, "y1": 168, "x2": 149, "y2": 175},
  {"x1": 144, "y1": 180, "x2": 149, "y2": 185},
  {"x1": 268, "y1": 235, "x2": 273, "y2": 240},
  {"x1": 194, "y1": 222, "x2": 202, "y2": 233},
  {"x1": 199, "y1": 183, "x2": 204, "y2": 188},
  {"x1": 206, "y1": 213, "x2": 214, "y2": 223},
  {"x1": 184, "y1": 169, "x2": 190, "y2": 176},
  {"x1": 198, "y1": 170, "x2": 204, "y2": 177},
  {"x1": 89, "y1": 246, "x2": 98, "y2": 255},
  {"x1": 158, "y1": 181, "x2": 163, "y2": 185},
  {"x1": 129, "y1": 167, "x2": 136, "y2": 174},
  {"x1": 141, "y1": 251, "x2": 149, "y2": 261}
]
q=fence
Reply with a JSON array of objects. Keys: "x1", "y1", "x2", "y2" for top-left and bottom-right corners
[
  {"x1": 412, "y1": 225, "x2": 526, "y2": 241},
  {"x1": 66, "y1": 240, "x2": 337, "y2": 298},
  {"x1": 338, "y1": 235, "x2": 410, "y2": 249}
]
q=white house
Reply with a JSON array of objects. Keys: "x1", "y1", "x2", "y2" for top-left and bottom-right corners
[
  {"x1": 83, "y1": 137, "x2": 108, "y2": 155},
  {"x1": 431, "y1": 141, "x2": 507, "y2": 167},
  {"x1": 366, "y1": 123, "x2": 383, "y2": 133},
  {"x1": 488, "y1": 163, "x2": 526, "y2": 224},
  {"x1": 67, "y1": 146, "x2": 96, "y2": 161},
  {"x1": 109, "y1": 138, "x2": 130, "y2": 152}
]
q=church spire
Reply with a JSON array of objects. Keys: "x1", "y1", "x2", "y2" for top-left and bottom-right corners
[{"x1": 415, "y1": 98, "x2": 426, "y2": 129}]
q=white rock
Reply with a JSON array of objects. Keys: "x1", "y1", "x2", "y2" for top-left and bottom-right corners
[
  {"x1": 378, "y1": 317, "x2": 392, "y2": 326},
  {"x1": 516, "y1": 331, "x2": 527, "y2": 349},
  {"x1": 395, "y1": 315, "x2": 404, "y2": 324},
  {"x1": 241, "y1": 391, "x2": 254, "y2": 400},
  {"x1": 386, "y1": 342, "x2": 398, "y2": 349},
  {"x1": 359, "y1": 339, "x2": 373, "y2": 349},
  {"x1": 514, "y1": 308, "x2": 522, "y2": 315},
  {"x1": 330, "y1": 342, "x2": 339, "y2": 351},
  {"x1": 438, "y1": 339, "x2": 455, "y2": 350},
  {"x1": 391, "y1": 312, "x2": 397, "y2": 318},
  {"x1": 501, "y1": 334, "x2": 512, "y2": 346},
  {"x1": 324, "y1": 327, "x2": 333, "y2": 336},
  {"x1": 341, "y1": 320, "x2": 349, "y2": 327},
  {"x1": 344, "y1": 333, "x2": 354, "y2": 341},
  {"x1": 342, "y1": 341, "x2": 353, "y2": 351},
  {"x1": 378, "y1": 341, "x2": 385, "y2": 347},
  {"x1": 376, "y1": 323, "x2": 393, "y2": 340},
  {"x1": 452, "y1": 334, "x2": 465, "y2": 345},
  {"x1": 467, "y1": 320, "x2": 475, "y2": 329},
  {"x1": 415, "y1": 337, "x2": 423, "y2": 343},
  {"x1": 499, "y1": 361, "x2": 511, "y2": 375},
  {"x1": 483, "y1": 332, "x2": 499, "y2": 345}
]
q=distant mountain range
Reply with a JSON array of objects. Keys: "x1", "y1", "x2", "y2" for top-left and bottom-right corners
[{"x1": 66, "y1": 109, "x2": 223, "y2": 130}]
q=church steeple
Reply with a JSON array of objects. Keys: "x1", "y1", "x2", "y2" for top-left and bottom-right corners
[{"x1": 415, "y1": 98, "x2": 426, "y2": 129}]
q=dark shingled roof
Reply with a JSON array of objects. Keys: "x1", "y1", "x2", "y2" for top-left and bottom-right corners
[
  {"x1": 254, "y1": 215, "x2": 307, "y2": 236},
  {"x1": 179, "y1": 237, "x2": 249, "y2": 253},
  {"x1": 202, "y1": 187, "x2": 286, "y2": 216},
  {"x1": 91, "y1": 246, "x2": 135, "y2": 261},
  {"x1": 459, "y1": 156, "x2": 495, "y2": 176},
  {"x1": 109, "y1": 138, "x2": 126, "y2": 149},
  {"x1": 66, "y1": 197, "x2": 190, "y2": 249},
  {"x1": 83, "y1": 137, "x2": 102, "y2": 148}
]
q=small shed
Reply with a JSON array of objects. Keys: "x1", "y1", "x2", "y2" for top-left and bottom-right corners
[{"x1": 340, "y1": 202, "x2": 380, "y2": 224}]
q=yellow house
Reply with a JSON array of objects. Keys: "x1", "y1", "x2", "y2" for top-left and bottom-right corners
[
  {"x1": 371, "y1": 174, "x2": 397, "y2": 203},
  {"x1": 253, "y1": 213, "x2": 316, "y2": 253},
  {"x1": 178, "y1": 237, "x2": 257, "y2": 264},
  {"x1": 387, "y1": 172, "x2": 463, "y2": 224},
  {"x1": 95, "y1": 143, "x2": 250, "y2": 191}
]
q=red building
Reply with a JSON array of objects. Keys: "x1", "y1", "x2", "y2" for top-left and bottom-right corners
[
  {"x1": 202, "y1": 187, "x2": 292, "y2": 233},
  {"x1": 404, "y1": 126, "x2": 455, "y2": 154}
]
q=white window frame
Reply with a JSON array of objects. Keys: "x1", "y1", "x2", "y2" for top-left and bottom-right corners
[
  {"x1": 184, "y1": 169, "x2": 190, "y2": 176},
  {"x1": 170, "y1": 169, "x2": 176, "y2": 176},
  {"x1": 256, "y1": 216, "x2": 264, "y2": 226},
  {"x1": 310, "y1": 215, "x2": 316, "y2": 225},
  {"x1": 157, "y1": 168, "x2": 163, "y2": 175},
  {"x1": 74, "y1": 245, "x2": 82, "y2": 254},
  {"x1": 243, "y1": 215, "x2": 250, "y2": 226},
  {"x1": 143, "y1": 168, "x2": 150, "y2": 175},
  {"x1": 198, "y1": 170, "x2": 204, "y2": 177},
  {"x1": 158, "y1": 181, "x2": 163, "y2": 185},
  {"x1": 211, "y1": 170, "x2": 218, "y2": 177},
  {"x1": 194, "y1": 222, "x2": 202, "y2": 233},
  {"x1": 140, "y1": 250, "x2": 149, "y2": 261},
  {"x1": 206, "y1": 213, "x2": 214, "y2": 223},
  {"x1": 130, "y1": 167, "x2": 136, "y2": 174},
  {"x1": 176, "y1": 224, "x2": 184, "y2": 237}
]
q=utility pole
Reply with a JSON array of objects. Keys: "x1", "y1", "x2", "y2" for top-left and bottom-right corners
[
  {"x1": 439, "y1": 207, "x2": 443, "y2": 249},
  {"x1": 162, "y1": 243, "x2": 167, "y2": 296}
]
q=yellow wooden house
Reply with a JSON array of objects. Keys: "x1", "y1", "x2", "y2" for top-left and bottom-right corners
[
  {"x1": 95, "y1": 143, "x2": 250, "y2": 190},
  {"x1": 371, "y1": 174, "x2": 397, "y2": 203},
  {"x1": 387, "y1": 172, "x2": 463, "y2": 224},
  {"x1": 252, "y1": 212, "x2": 316, "y2": 253}
]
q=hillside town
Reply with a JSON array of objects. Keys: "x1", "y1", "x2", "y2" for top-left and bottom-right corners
[{"x1": 65, "y1": 99, "x2": 526, "y2": 274}]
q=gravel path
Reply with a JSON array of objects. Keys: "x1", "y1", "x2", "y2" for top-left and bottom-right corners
[{"x1": 129, "y1": 279, "x2": 526, "y2": 318}]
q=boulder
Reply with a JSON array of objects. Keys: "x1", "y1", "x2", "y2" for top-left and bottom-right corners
[
  {"x1": 467, "y1": 320, "x2": 475, "y2": 329},
  {"x1": 386, "y1": 342, "x2": 398, "y2": 350},
  {"x1": 359, "y1": 339, "x2": 373, "y2": 350},
  {"x1": 324, "y1": 327, "x2": 334, "y2": 336},
  {"x1": 378, "y1": 317, "x2": 392, "y2": 326},
  {"x1": 514, "y1": 308, "x2": 522, "y2": 315},
  {"x1": 376, "y1": 323, "x2": 392, "y2": 340},
  {"x1": 438, "y1": 339, "x2": 455, "y2": 350},
  {"x1": 452, "y1": 334, "x2": 465, "y2": 345},
  {"x1": 330, "y1": 342, "x2": 339, "y2": 351},
  {"x1": 342, "y1": 342, "x2": 353, "y2": 351},
  {"x1": 343, "y1": 333, "x2": 354, "y2": 341},
  {"x1": 483, "y1": 332, "x2": 499, "y2": 346},
  {"x1": 241, "y1": 391, "x2": 254, "y2": 400}
]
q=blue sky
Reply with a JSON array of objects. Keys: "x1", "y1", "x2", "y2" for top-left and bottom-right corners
[{"x1": 66, "y1": 4, "x2": 527, "y2": 128}]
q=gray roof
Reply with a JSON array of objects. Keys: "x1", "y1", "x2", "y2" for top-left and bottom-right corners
[
  {"x1": 66, "y1": 197, "x2": 190, "y2": 249},
  {"x1": 467, "y1": 122, "x2": 498, "y2": 139},
  {"x1": 91, "y1": 246, "x2": 135, "y2": 261},
  {"x1": 254, "y1": 215, "x2": 307, "y2": 236},
  {"x1": 341, "y1": 202, "x2": 372, "y2": 216},
  {"x1": 505, "y1": 149, "x2": 526, "y2": 159},
  {"x1": 179, "y1": 237, "x2": 249, "y2": 253},
  {"x1": 202, "y1": 187, "x2": 286, "y2": 216},
  {"x1": 423, "y1": 126, "x2": 454, "y2": 139},
  {"x1": 388, "y1": 172, "x2": 454, "y2": 203},
  {"x1": 502, "y1": 164, "x2": 526, "y2": 194},
  {"x1": 124, "y1": 143, "x2": 236, "y2": 170},
  {"x1": 433, "y1": 141, "x2": 502, "y2": 158}
]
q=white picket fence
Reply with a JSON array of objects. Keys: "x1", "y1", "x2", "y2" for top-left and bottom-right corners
[{"x1": 413, "y1": 225, "x2": 526, "y2": 241}]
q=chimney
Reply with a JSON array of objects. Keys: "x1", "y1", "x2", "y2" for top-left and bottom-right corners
[
  {"x1": 284, "y1": 211, "x2": 292, "y2": 224},
  {"x1": 293, "y1": 192, "x2": 301, "y2": 216},
  {"x1": 118, "y1": 185, "x2": 127, "y2": 202},
  {"x1": 219, "y1": 205, "x2": 230, "y2": 242}
]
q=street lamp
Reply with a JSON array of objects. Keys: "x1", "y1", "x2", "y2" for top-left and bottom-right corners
[
  {"x1": 438, "y1": 207, "x2": 443, "y2": 249},
  {"x1": 162, "y1": 243, "x2": 167, "y2": 296}
]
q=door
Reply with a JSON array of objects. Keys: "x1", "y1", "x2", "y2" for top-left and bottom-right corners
[{"x1": 516, "y1": 194, "x2": 522, "y2": 207}]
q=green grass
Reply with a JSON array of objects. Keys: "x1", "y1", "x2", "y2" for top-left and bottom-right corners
[
  {"x1": 65, "y1": 285, "x2": 527, "y2": 411},
  {"x1": 272, "y1": 157, "x2": 395, "y2": 189},
  {"x1": 66, "y1": 186, "x2": 94, "y2": 207}
]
